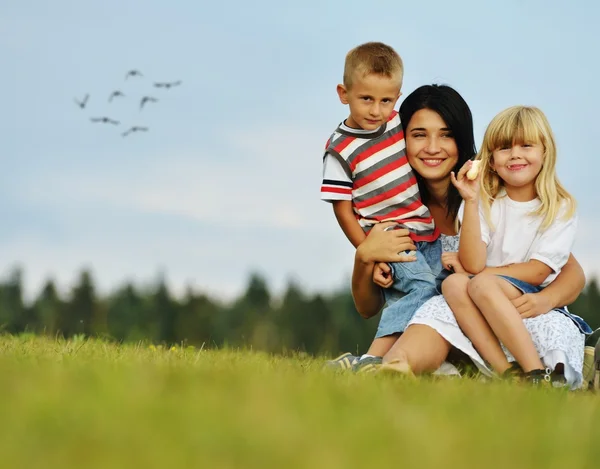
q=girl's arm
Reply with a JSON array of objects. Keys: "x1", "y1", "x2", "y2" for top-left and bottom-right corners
[
  {"x1": 450, "y1": 162, "x2": 487, "y2": 274},
  {"x1": 458, "y1": 200, "x2": 487, "y2": 274},
  {"x1": 351, "y1": 223, "x2": 417, "y2": 318},
  {"x1": 483, "y1": 260, "x2": 552, "y2": 287},
  {"x1": 332, "y1": 200, "x2": 366, "y2": 248}
]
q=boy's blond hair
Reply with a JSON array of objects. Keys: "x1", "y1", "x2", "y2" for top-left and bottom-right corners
[
  {"x1": 476, "y1": 105, "x2": 576, "y2": 231},
  {"x1": 343, "y1": 42, "x2": 403, "y2": 90}
]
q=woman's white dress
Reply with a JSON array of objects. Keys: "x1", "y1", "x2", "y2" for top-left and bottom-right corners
[{"x1": 406, "y1": 234, "x2": 585, "y2": 388}]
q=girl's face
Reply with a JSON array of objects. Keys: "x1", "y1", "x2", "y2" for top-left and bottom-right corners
[
  {"x1": 405, "y1": 109, "x2": 459, "y2": 183},
  {"x1": 490, "y1": 142, "x2": 544, "y2": 191}
]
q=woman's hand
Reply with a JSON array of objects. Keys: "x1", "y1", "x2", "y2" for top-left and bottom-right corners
[
  {"x1": 373, "y1": 262, "x2": 394, "y2": 288},
  {"x1": 441, "y1": 252, "x2": 466, "y2": 274},
  {"x1": 450, "y1": 160, "x2": 479, "y2": 202},
  {"x1": 512, "y1": 293, "x2": 553, "y2": 319},
  {"x1": 355, "y1": 222, "x2": 417, "y2": 265}
]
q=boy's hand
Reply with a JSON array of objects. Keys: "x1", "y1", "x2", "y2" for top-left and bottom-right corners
[
  {"x1": 441, "y1": 252, "x2": 466, "y2": 274},
  {"x1": 450, "y1": 160, "x2": 480, "y2": 202},
  {"x1": 355, "y1": 221, "x2": 417, "y2": 264},
  {"x1": 373, "y1": 262, "x2": 394, "y2": 288}
]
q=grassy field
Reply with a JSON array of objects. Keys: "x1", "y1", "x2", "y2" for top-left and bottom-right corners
[{"x1": 1, "y1": 335, "x2": 599, "y2": 469}]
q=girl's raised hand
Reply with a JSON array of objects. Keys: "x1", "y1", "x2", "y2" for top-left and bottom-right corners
[{"x1": 450, "y1": 160, "x2": 480, "y2": 202}]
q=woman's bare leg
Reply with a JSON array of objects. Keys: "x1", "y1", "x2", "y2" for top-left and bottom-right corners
[
  {"x1": 366, "y1": 335, "x2": 399, "y2": 357},
  {"x1": 443, "y1": 273, "x2": 511, "y2": 373},
  {"x1": 468, "y1": 274, "x2": 544, "y2": 372},
  {"x1": 382, "y1": 324, "x2": 451, "y2": 374}
]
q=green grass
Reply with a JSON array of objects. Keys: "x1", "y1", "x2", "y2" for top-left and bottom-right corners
[{"x1": 0, "y1": 335, "x2": 599, "y2": 469}]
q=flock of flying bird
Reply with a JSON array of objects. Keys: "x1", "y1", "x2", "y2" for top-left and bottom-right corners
[{"x1": 74, "y1": 69, "x2": 182, "y2": 137}]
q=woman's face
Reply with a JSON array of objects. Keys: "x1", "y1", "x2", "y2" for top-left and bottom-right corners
[{"x1": 405, "y1": 108, "x2": 459, "y2": 183}]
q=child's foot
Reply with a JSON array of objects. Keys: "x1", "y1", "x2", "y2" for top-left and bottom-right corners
[
  {"x1": 324, "y1": 352, "x2": 359, "y2": 371},
  {"x1": 352, "y1": 356, "x2": 383, "y2": 374}
]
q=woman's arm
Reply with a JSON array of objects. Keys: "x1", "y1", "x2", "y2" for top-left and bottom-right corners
[
  {"x1": 351, "y1": 223, "x2": 417, "y2": 318},
  {"x1": 540, "y1": 254, "x2": 585, "y2": 307},
  {"x1": 351, "y1": 253, "x2": 384, "y2": 318},
  {"x1": 511, "y1": 254, "x2": 585, "y2": 318}
]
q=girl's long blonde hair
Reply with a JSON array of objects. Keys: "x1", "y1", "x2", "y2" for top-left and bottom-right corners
[{"x1": 475, "y1": 105, "x2": 576, "y2": 230}]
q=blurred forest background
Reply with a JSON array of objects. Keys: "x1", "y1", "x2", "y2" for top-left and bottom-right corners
[{"x1": 0, "y1": 268, "x2": 598, "y2": 354}]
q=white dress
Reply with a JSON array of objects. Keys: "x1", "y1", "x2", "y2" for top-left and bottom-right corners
[{"x1": 407, "y1": 234, "x2": 585, "y2": 388}]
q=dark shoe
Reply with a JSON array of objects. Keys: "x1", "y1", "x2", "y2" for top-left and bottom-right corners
[
  {"x1": 324, "y1": 352, "x2": 359, "y2": 371},
  {"x1": 550, "y1": 372, "x2": 568, "y2": 389},
  {"x1": 501, "y1": 362, "x2": 524, "y2": 381},
  {"x1": 522, "y1": 368, "x2": 552, "y2": 386},
  {"x1": 352, "y1": 356, "x2": 383, "y2": 374}
]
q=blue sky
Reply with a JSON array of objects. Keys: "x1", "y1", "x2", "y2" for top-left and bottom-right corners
[{"x1": 3, "y1": 0, "x2": 600, "y2": 300}]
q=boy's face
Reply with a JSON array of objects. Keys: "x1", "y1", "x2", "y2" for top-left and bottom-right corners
[{"x1": 337, "y1": 72, "x2": 401, "y2": 130}]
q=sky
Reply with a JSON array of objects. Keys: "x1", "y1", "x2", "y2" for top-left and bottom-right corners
[{"x1": 2, "y1": 0, "x2": 600, "y2": 301}]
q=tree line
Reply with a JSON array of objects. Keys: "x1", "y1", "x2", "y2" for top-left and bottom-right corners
[{"x1": 0, "y1": 267, "x2": 598, "y2": 354}]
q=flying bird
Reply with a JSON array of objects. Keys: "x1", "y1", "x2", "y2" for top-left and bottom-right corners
[
  {"x1": 74, "y1": 94, "x2": 89, "y2": 109},
  {"x1": 154, "y1": 80, "x2": 182, "y2": 89},
  {"x1": 108, "y1": 90, "x2": 126, "y2": 102},
  {"x1": 90, "y1": 117, "x2": 120, "y2": 125},
  {"x1": 140, "y1": 96, "x2": 158, "y2": 110},
  {"x1": 122, "y1": 126, "x2": 149, "y2": 137},
  {"x1": 125, "y1": 69, "x2": 143, "y2": 80}
]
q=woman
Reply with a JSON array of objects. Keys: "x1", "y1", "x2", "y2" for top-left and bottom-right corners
[{"x1": 350, "y1": 84, "x2": 586, "y2": 387}]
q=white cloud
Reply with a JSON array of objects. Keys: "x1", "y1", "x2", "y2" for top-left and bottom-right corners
[
  {"x1": 7, "y1": 120, "x2": 600, "y2": 304},
  {"x1": 4, "y1": 122, "x2": 356, "y2": 301}
]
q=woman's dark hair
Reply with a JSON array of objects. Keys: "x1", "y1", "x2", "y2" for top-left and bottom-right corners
[{"x1": 399, "y1": 84, "x2": 476, "y2": 220}]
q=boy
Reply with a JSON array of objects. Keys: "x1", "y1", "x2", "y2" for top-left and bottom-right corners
[{"x1": 320, "y1": 42, "x2": 442, "y2": 371}]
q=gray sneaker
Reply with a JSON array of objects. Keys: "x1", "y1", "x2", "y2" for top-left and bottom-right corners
[
  {"x1": 324, "y1": 352, "x2": 359, "y2": 371},
  {"x1": 352, "y1": 356, "x2": 383, "y2": 373}
]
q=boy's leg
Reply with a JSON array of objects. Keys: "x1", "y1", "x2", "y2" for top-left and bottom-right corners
[
  {"x1": 378, "y1": 252, "x2": 438, "y2": 343},
  {"x1": 388, "y1": 247, "x2": 437, "y2": 294},
  {"x1": 371, "y1": 246, "x2": 439, "y2": 366},
  {"x1": 468, "y1": 274, "x2": 544, "y2": 373},
  {"x1": 442, "y1": 273, "x2": 511, "y2": 373},
  {"x1": 418, "y1": 239, "x2": 443, "y2": 278}
]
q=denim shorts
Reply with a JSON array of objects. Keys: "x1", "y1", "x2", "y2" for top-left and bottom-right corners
[{"x1": 377, "y1": 239, "x2": 444, "y2": 337}]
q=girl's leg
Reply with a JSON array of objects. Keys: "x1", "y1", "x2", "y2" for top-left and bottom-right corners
[
  {"x1": 382, "y1": 324, "x2": 451, "y2": 374},
  {"x1": 366, "y1": 335, "x2": 399, "y2": 357},
  {"x1": 443, "y1": 273, "x2": 511, "y2": 373},
  {"x1": 468, "y1": 274, "x2": 544, "y2": 372}
]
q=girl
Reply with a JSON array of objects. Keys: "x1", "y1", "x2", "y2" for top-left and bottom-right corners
[{"x1": 442, "y1": 105, "x2": 588, "y2": 383}]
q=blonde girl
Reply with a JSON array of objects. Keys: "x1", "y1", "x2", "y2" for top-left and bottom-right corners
[{"x1": 442, "y1": 105, "x2": 591, "y2": 384}]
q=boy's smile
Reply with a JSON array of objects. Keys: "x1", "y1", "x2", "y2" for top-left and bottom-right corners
[{"x1": 337, "y1": 72, "x2": 401, "y2": 131}]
